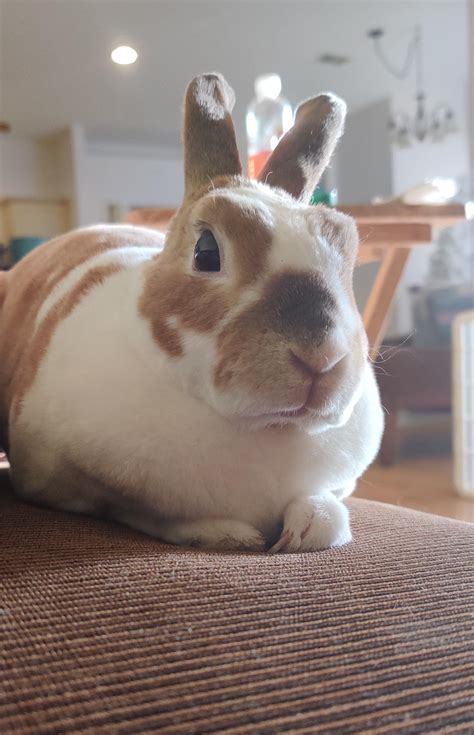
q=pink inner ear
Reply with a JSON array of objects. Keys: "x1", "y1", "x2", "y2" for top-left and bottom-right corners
[{"x1": 258, "y1": 93, "x2": 347, "y2": 203}]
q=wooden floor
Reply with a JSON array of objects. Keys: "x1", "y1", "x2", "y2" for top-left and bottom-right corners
[{"x1": 357, "y1": 455, "x2": 473, "y2": 523}]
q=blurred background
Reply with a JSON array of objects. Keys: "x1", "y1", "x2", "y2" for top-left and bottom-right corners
[{"x1": 0, "y1": 0, "x2": 473, "y2": 519}]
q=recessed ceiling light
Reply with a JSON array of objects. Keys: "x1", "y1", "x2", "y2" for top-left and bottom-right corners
[{"x1": 111, "y1": 46, "x2": 138, "y2": 65}]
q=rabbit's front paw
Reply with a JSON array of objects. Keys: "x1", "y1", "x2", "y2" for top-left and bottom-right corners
[
  {"x1": 270, "y1": 493, "x2": 352, "y2": 553},
  {"x1": 159, "y1": 518, "x2": 266, "y2": 552}
]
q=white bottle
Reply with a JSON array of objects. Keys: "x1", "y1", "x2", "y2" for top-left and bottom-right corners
[{"x1": 246, "y1": 74, "x2": 293, "y2": 179}]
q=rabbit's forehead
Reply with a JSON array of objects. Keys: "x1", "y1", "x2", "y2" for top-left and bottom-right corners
[
  {"x1": 196, "y1": 191, "x2": 273, "y2": 284},
  {"x1": 197, "y1": 188, "x2": 333, "y2": 283}
]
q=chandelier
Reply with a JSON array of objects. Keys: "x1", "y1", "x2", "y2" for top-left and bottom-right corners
[{"x1": 367, "y1": 25, "x2": 456, "y2": 147}]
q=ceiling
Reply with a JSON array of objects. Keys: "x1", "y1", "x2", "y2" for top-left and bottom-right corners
[{"x1": 0, "y1": 0, "x2": 469, "y2": 147}]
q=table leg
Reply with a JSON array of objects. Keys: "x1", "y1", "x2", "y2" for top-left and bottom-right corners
[{"x1": 363, "y1": 247, "x2": 411, "y2": 360}]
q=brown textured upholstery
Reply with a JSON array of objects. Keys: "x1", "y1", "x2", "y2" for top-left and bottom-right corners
[{"x1": 1, "y1": 472, "x2": 473, "y2": 734}]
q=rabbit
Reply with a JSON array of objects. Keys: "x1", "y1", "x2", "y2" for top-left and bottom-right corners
[{"x1": 0, "y1": 73, "x2": 383, "y2": 553}]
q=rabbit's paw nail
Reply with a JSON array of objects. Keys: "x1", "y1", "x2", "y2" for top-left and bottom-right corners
[
  {"x1": 269, "y1": 529, "x2": 294, "y2": 554},
  {"x1": 272, "y1": 494, "x2": 352, "y2": 553}
]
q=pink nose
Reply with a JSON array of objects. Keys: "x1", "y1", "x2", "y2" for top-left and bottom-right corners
[{"x1": 290, "y1": 346, "x2": 347, "y2": 377}]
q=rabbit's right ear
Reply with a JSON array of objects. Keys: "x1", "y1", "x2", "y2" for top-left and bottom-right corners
[
  {"x1": 183, "y1": 74, "x2": 242, "y2": 197},
  {"x1": 257, "y1": 93, "x2": 346, "y2": 203}
]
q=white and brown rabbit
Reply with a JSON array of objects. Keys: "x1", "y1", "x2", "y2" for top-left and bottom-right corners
[{"x1": 0, "y1": 74, "x2": 383, "y2": 552}]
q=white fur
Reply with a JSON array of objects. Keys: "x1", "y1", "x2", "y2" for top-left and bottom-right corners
[
  {"x1": 4, "y1": 75, "x2": 383, "y2": 553},
  {"x1": 10, "y1": 217, "x2": 382, "y2": 550},
  {"x1": 35, "y1": 246, "x2": 157, "y2": 328}
]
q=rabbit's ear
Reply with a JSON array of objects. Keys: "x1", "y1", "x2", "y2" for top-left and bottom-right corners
[
  {"x1": 258, "y1": 93, "x2": 346, "y2": 203},
  {"x1": 184, "y1": 74, "x2": 242, "y2": 197}
]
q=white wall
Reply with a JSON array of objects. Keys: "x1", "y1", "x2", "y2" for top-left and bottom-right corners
[
  {"x1": 0, "y1": 128, "x2": 184, "y2": 229},
  {"x1": 0, "y1": 136, "x2": 52, "y2": 198},
  {"x1": 335, "y1": 99, "x2": 394, "y2": 324},
  {"x1": 75, "y1": 136, "x2": 183, "y2": 227},
  {"x1": 336, "y1": 99, "x2": 394, "y2": 206},
  {"x1": 336, "y1": 94, "x2": 471, "y2": 339},
  {"x1": 0, "y1": 130, "x2": 76, "y2": 201},
  {"x1": 392, "y1": 135, "x2": 469, "y2": 196}
]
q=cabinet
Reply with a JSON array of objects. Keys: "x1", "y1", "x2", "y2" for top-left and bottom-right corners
[
  {"x1": 0, "y1": 198, "x2": 71, "y2": 263},
  {"x1": 376, "y1": 345, "x2": 452, "y2": 464}
]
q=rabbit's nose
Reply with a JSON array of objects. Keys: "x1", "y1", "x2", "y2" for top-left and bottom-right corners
[{"x1": 290, "y1": 345, "x2": 347, "y2": 378}]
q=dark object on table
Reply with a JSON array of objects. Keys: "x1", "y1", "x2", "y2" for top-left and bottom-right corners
[
  {"x1": 411, "y1": 284, "x2": 474, "y2": 347},
  {"x1": 10, "y1": 236, "x2": 47, "y2": 264}
]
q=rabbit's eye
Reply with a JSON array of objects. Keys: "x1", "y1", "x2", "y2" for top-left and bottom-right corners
[{"x1": 194, "y1": 230, "x2": 221, "y2": 272}]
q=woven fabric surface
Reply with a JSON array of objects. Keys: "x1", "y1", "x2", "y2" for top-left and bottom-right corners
[{"x1": 1, "y1": 473, "x2": 473, "y2": 735}]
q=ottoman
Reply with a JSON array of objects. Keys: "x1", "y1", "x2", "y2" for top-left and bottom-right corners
[{"x1": 1, "y1": 474, "x2": 473, "y2": 734}]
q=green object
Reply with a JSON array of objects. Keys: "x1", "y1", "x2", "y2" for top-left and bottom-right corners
[
  {"x1": 10, "y1": 237, "x2": 46, "y2": 264},
  {"x1": 310, "y1": 188, "x2": 338, "y2": 207}
]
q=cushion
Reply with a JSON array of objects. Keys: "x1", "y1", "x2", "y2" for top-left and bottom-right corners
[{"x1": 1, "y1": 473, "x2": 473, "y2": 734}]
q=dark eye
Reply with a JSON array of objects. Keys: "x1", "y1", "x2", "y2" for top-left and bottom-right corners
[{"x1": 194, "y1": 230, "x2": 221, "y2": 272}]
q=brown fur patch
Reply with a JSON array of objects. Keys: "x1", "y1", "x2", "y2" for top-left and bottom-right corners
[
  {"x1": 214, "y1": 302, "x2": 298, "y2": 405},
  {"x1": 182, "y1": 175, "x2": 242, "y2": 206},
  {"x1": 163, "y1": 175, "x2": 245, "y2": 254},
  {"x1": 12, "y1": 263, "x2": 123, "y2": 419},
  {"x1": 184, "y1": 75, "x2": 242, "y2": 197},
  {"x1": 260, "y1": 271, "x2": 335, "y2": 342},
  {"x1": 258, "y1": 95, "x2": 346, "y2": 202},
  {"x1": 198, "y1": 196, "x2": 273, "y2": 286},
  {"x1": 138, "y1": 182, "x2": 272, "y2": 356},
  {"x1": 0, "y1": 226, "x2": 163, "y2": 432},
  {"x1": 214, "y1": 270, "x2": 336, "y2": 392},
  {"x1": 139, "y1": 266, "x2": 231, "y2": 357}
]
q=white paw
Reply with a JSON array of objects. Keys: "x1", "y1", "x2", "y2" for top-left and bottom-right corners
[
  {"x1": 160, "y1": 518, "x2": 266, "y2": 552},
  {"x1": 269, "y1": 493, "x2": 352, "y2": 553}
]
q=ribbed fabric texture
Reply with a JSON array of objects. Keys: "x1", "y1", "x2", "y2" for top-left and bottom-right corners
[{"x1": 1, "y1": 474, "x2": 473, "y2": 734}]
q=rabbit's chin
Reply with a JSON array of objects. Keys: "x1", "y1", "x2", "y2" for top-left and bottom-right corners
[
  {"x1": 221, "y1": 367, "x2": 366, "y2": 434},
  {"x1": 234, "y1": 407, "x2": 353, "y2": 434},
  {"x1": 218, "y1": 388, "x2": 361, "y2": 434}
]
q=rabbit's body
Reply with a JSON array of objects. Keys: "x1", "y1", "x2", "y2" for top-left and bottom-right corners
[{"x1": 0, "y1": 75, "x2": 384, "y2": 552}]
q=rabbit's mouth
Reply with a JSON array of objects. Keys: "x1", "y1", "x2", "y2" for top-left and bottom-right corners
[
  {"x1": 246, "y1": 358, "x2": 364, "y2": 430},
  {"x1": 261, "y1": 399, "x2": 355, "y2": 431},
  {"x1": 259, "y1": 404, "x2": 309, "y2": 423},
  {"x1": 248, "y1": 399, "x2": 336, "y2": 428}
]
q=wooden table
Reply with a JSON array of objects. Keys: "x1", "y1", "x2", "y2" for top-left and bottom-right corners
[
  {"x1": 339, "y1": 203, "x2": 466, "y2": 357},
  {"x1": 125, "y1": 203, "x2": 467, "y2": 358}
]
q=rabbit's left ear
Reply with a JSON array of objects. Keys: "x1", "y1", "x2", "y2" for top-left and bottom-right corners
[
  {"x1": 258, "y1": 93, "x2": 346, "y2": 203},
  {"x1": 183, "y1": 73, "x2": 242, "y2": 197}
]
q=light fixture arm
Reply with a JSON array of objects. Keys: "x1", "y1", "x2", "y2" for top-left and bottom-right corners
[
  {"x1": 367, "y1": 24, "x2": 455, "y2": 146},
  {"x1": 414, "y1": 25, "x2": 424, "y2": 97},
  {"x1": 368, "y1": 26, "x2": 418, "y2": 82},
  {"x1": 371, "y1": 25, "x2": 426, "y2": 118}
]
